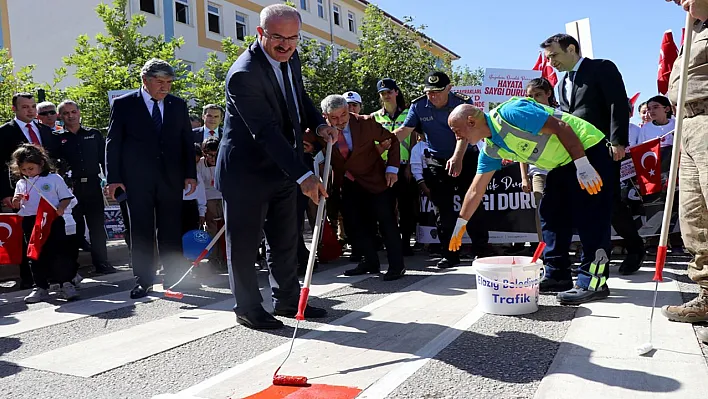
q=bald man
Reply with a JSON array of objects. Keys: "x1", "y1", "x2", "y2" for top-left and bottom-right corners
[{"x1": 447, "y1": 97, "x2": 614, "y2": 305}]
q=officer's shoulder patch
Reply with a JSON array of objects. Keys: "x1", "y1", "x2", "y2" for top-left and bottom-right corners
[
  {"x1": 452, "y1": 92, "x2": 471, "y2": 102},
  {"x1": 411, "y1": 94, "x2": 426, "y2": 104}
]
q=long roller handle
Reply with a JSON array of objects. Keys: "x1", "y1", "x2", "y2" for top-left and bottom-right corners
[
  {"x1": 296, "y1": 140, "x2": 334, "y2": 320},
  {"x1": 654, "y1": 13, "x2": 694, "y2": 282}
]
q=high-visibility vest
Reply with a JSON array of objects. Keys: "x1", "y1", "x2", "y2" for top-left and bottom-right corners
[
  {"x1": 483, "y1": 97, "x2": 605, "y2": 171},
  {"x1": 373, "y1": 108, "x2": 411, "y2": 162}
]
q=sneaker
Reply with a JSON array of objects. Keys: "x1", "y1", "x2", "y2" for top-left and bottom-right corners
[
  {"x1": 24, "y1": 288, "x2": 49, "y2": 304},
  {"x1": 61, "y1": 282, "x2": 79, "y2": 301},
  {"x1": 72, "y1": 273, "x2": 83, "y2": 289},
  {"x1": 661, "y1": 289, "x2": 708, "y2": 323}
]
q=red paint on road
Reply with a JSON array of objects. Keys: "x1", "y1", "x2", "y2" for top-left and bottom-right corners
[{"x1": 240, "y1": 384, "x2": 361, "y2": 399}]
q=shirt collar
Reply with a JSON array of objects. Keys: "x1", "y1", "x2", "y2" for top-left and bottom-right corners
[
  {"x1": 205, "y1": 126, "x2": 219, "y2": 134},
  {"x1": 140, "y1": 87, "x2": 162, "y2": 106},
  {"x1": 15, "y1": 117, "x2": 35, "y2": 128},
  {"x1": 258, "y1": 40, "x2": 283, "y2": 70},
  {"x1": 571, "y1": 57, "x2": 584, "y2": 72}
]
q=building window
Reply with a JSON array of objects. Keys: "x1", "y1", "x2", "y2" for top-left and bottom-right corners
[
  {"x1": 139, "y1": 0, "x2": 156, "y2": 14},
  {"x1": 175, "y1": 0, "x2": 189, "y2": 24},
  {"x1": 317, "y1": 0, "x2": 325, "y2": 18},
  {"x1": 333, "y1": 4, "x2": 341, "y2": 26},
  {"x1": 207, "y1": 3, "x2": 221, "y2": 34},
  {"x1": 235, "y1": 12, "x2": 248, "y2": 41},
  {"x1": 347, "y1": 12, "x2": 356, "y2": 33},
  {"x1": 300, "y1": 0, "x2": 308, "y2": 11}
]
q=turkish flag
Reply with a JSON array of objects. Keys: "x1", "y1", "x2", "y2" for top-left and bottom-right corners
[
  {"x1": 0, "y1": 214, "x2": 23, "y2": 265},
  {"x1": 658, "y1": 30, "x2": 679, "y2": 95},
  {"x1": 630, "y1": 138, "x2": 662, "y2": 196},
  {"x1": 629, "y1": 92, "x2": 641, "y2": 116},
  {"x1": 27, "y1": 197, "x2": 57, "y2": 260},
  {"x1": 533, "y1": 52, "x2": 558, "y2": 87}
]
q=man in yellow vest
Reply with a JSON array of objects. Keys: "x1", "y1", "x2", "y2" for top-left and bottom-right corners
[
  {"x1": 372, "y1": 78, "x2": 417, "y2": 255},
  {"x1": 447, "y1": 97, "x2": 614, "y2": 305}
]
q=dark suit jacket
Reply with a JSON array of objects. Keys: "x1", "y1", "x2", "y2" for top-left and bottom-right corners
[
  {"x1": 193, "y1": 126, "x2": 221, "y2": 145},
  {"x1": 305, "y1": 113, "x2": 400, "y2": 194},
  {"x1": 215, "y1": 42, "x2": 325, "y2": 190},
  {"x1": 0, "y1": 119, "x2": 59, "y2": 199},
  {"x1": 559, "y1": 58, "x2": 629, "y2": 147},
  {"x1": 105, "y1": 91, "x2": 196, "y2": 192}
]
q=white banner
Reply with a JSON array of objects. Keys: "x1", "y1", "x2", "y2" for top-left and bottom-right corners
[
  {"x1": 107, "y1": 89, "x2": 136, "y2": 107},
  {"x1": 482, "y1": 68, "x2": 541, "y2": 103},
  {"x1": 451, "y1": 86, "x2": 488, "y2": 112}
]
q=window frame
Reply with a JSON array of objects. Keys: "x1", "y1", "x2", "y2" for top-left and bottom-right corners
[
  {"x1": 139, "y1": 0, "x2": 157, "y2": 15},
  {"x1": 235, "y1": 11, "x2": 248, "y2": 42},
  {"x1": 207, "y1": 3, "x2": 222, "y2": 35},
  {"x1": 316, "y1": 0, "x2": 325, "y2": 19},
  {"x1": 174, "y1": 0, "x2": 190, "y2": 25},
  {"x1": 347, "y1": 11, "x2": 356, "y2": 33},
  {"x1": 300, "y1": 0, "x2": 309, "y2": 12},
  {"x1": 332, "y1": 4, "x2": 341, "y2": 26}
]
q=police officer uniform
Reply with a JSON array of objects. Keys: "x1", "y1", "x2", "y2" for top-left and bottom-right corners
[
  {"x1": 58, "y1": 126, "x2": 116, "y2": 274},
  {"x1": 403, "y1": 71, "x2": 489, "y2": 267}
]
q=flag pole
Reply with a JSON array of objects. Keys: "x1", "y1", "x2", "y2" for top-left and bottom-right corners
[{"x1": 23, "y1": 177, "x2": 58, "y2": 211}]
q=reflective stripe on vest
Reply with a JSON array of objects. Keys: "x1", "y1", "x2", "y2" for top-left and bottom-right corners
[
  {"x1": 483, "y1": 97, "x2": 605, "y2": 171},
  {"x1": 373, "y1": 108, "x2": 411, "y2": 162}
]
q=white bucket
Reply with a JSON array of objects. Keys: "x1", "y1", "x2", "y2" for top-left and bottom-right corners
[{"x1": 473, "y1": 256, "x2": 545, "y2": 316}]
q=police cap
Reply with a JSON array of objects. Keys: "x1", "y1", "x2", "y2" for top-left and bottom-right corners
[
  {"x1": 423, "y1": 71, "x2": 451, "y2": 92},
  {"x1": 377, "y1": 78, "x2": 398, "y2": 93}
]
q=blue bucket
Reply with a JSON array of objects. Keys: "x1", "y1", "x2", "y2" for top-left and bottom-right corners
[{"x1": 182, "y1": 229, "x2": 213, "y2": 261}]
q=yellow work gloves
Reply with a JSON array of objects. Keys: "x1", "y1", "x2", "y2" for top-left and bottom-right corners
[
  {"x1": 448, "y1": 217, "x2": 468, "y2": 252},
  {"x1": 574, "y1": 156, "x2": 603, "y2": 195}
]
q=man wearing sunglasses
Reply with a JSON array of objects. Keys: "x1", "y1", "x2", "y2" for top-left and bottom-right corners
[{"x1": 36, "y1": 102, "x2": 60, "y2": 132}]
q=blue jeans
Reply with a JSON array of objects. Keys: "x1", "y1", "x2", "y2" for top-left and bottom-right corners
[{"x1": 541, "y1": 142, "x2": 615, "y2": 289}]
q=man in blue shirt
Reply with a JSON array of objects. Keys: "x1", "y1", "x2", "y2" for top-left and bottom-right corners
[
  {"x1": 447, "y1": 99, "x2": 614, "y2": 305},
  {"x1": 393, "y1": 71, "x2": 489, "y2": 268}
]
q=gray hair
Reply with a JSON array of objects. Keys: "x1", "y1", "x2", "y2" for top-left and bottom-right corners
[
  {"x1": 57, "y1": 100, "x2": 79, "y2": 114},
  {"x1": 36, "y1": 101, "x2": 55, "y2": 111},
  {"x1": 259, "y1": 4, "x2": 301, "y2": 29},
  {"x1": 321, "y1": 95, "x2": 349, "y2": 114},
  {"x1": 140, "y1": 58, "x2": 175, "y2": 80}
]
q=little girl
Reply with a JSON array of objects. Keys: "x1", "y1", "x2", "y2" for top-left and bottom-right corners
[{"x1": 11, "y1": 144, "x2": 77, "y2": 303}]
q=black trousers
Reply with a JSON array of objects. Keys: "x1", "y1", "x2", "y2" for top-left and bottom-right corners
[
  {"x1": 72, "y1": 180, "x2": 108, "y2": 266},
  {"x1": 296, "y1": 187, "x2": 310, "y2": 265},
  {"x1": 611, "y1": 161, "x2": 644, "y2": 254},
  {"x1": 119, "y1": 199, "x2": 131, "y2": 249},
  {"x1": 340, "y1": 179, "x2": 404, "y2": 272},
  {"x1": 393, "y1": 164, "x2": 418, "y2": 247},
  {"x1": 125, "y1": 179, "x2": 187, "y2": 287},
  {"x1": 181, "y1": 199, "x2": 200, "y2": 236},
  {"x1": 424, "y1": 149, "x2": 489, "y2": 261},
  {"x1": 22, "y1": 216, "x2": 73, "y2": 288},
  {"x1": 223, "y1": 177, "x2": 300, "y2": 315}
]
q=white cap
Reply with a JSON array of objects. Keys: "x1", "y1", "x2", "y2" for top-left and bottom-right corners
[{"x1": 343, "y1": 91, "x2": 362, "y2": 104}]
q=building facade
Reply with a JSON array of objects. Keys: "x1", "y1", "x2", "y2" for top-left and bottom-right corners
[{"x1": 0, "y1": 0, "x2": 458, "y2": 87}]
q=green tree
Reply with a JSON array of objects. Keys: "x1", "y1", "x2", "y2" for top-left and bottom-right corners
[
  {"x1": 298, "y1": 40, "x2": 358, "y2": 107},
  {"x1": 451, "y1": 65, "x2": 485, "y2": 87},
  {"x1": 0, "y1": 49, "x2": 37, "y2": 122},
  {"x1": 354, "y1": 5, "x2": 449, "y2": 113},
  {"x1": 60, "y1": 0, "x2": 185, "y2": 129}
]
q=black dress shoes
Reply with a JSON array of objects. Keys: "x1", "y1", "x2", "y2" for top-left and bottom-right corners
[
  {"x1": 236, "y1": 308, "x2": 284, "y2": 330},
  {"x1": 95, "y1": 263, "x2": 117, "y2": 274},
  {"x1": 273, "y1": 304, "x2": 328, "y2": 319},
  {"x1": 557, "y1": 285, "x2": 610, "y2": 305},
  {"x1": 539, "y1": 277, "x2": 574, "y2": 293},
  {"x1": 382, "y1": 268, "x2": 406, "y2": 281},
  {"x1": 436, "y1": 258, "x2": 460, "y2": 269},
  {"x1": 344, "y1": 263, "x2": 380, "y2": 276},
  {"x1": 618, "y1": 252, "x2": 646, "y2": 275},
  {"x1": 130, "y1": 285, "x2": 153, "y2": 299}
]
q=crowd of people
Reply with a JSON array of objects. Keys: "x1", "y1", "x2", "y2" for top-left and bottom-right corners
[{"x1": 1, "y1": 1, "x2": 706, "y2": 340}]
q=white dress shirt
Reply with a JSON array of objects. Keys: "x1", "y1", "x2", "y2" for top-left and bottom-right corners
[
  {"x1": 564, "y1": 57, "x2": 585, "y2": 104},
  {"x1": 140, "y1": 88, "x2": 164, "y2": 121},
  {"x1": 14, "y1": 118, "x2": 43, "y2": 146},
  {"x1": 201, "y1": 127, "x2": 221, "y2": 142}
]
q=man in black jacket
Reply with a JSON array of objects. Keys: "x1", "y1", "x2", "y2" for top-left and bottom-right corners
[
  {"x1": 541, "y1": 34, "x2": 645, "y2": 278},
  {"x1": 105, "y1": 59, "x2": 197, "y2": 299}
]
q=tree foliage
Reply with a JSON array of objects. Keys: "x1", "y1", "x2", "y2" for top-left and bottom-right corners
[
  {"x1": 298, "y1": 40, "x2": 358, "y2": 108},
  {"x1": 0, "y1": 49, "x2": 37, "y2": 122},
  {"x1": 61, "y1": 0, "x2": 185, "y2": 129},
  {"x1": 451, "y1": 65, "x2": 485, "y2": 87}
]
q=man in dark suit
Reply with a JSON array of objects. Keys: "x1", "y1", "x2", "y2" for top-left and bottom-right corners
[
  {"x1": 193, "y1": 104, "x2": 224, "y2": 144},
  {"x1": 105, "y1": 58, "x2": 197, "y2": 299},
  {"x1": 215, "y1": 4, "x2": 338, "y2": 330},
  {"x1": 541, "y1": 34, "x2": 646, "y2": 276},
  {"x1": 0, "y1": 92, "x2": 59, "y2": 288},
  {"x1": 306, "y1": 94, "x2": 406, "y2": 281}
]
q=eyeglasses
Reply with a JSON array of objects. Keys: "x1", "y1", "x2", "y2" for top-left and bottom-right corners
[
  {"x1": 262, "y1": 30, "x2": 301, "y2": 44},
  {"x1": 38, "y1": 110, "x2": 57, "y2": 116}
]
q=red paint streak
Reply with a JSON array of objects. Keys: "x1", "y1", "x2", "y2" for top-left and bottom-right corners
[{"x1": 240, "y1": 384, "x2": 361, "y2": 399}]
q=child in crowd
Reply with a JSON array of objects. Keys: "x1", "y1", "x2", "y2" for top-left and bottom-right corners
[
  {"x1": 11, "y1": 144, "x2": 77, "y2": 303},
  {"x1": 197, "y1": 137, "x2": 226, "y2": 269},
  {"x1": 182, "y1": 143, "x2": 207, "y2": 236}
]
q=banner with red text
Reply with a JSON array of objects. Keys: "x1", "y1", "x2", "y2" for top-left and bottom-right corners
[
  {"x1": 451, "y1": 86, "x2": 488, "y2": 112},
  {"x1": 483, "y1": 68, "x2": 541, "y2": 104}
]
